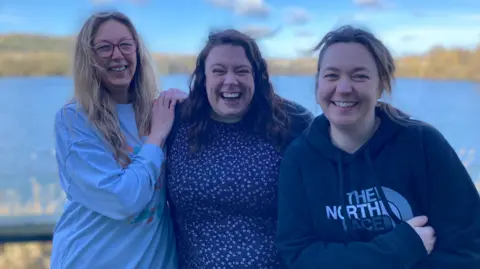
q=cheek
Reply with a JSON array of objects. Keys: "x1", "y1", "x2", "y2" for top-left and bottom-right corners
[
  {"x1": 93, "y1": 57, "x2": 107, "y2": 71},
  {"x1": 128, "y1": 56, "x2": 137, "y2": 70},
  {"x1": 239, "y1": 75, "x2": 255, "y2": 92},
  {"x1": 205, "y1": 76, "x2": 220, "y2": 101},
  {"x1": 315, "y1": 84, "x2": 330, "y2": 103},
  {"x1": 358, "y1": 84, "x2": 379, "y2": 103},
  {"x1": 205, "y1": 75, "x2": 221, "y2": 90}
]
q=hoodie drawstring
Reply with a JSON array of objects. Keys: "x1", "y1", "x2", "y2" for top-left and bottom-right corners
[
  {"x1": 364, "y1": 149, "x2": 402, "y2": 224},
  {"x1": 336, "y1": 152, "x2": 359, "y2": 240}
]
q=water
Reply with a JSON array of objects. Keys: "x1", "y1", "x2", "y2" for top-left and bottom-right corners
[{"x1": 0, "y1": 75, "x2": 479, "y2": 228}]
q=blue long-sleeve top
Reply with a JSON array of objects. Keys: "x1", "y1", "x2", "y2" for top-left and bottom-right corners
[{"x1": 50, "y1": 101, "x2": 177, "y2": 269}]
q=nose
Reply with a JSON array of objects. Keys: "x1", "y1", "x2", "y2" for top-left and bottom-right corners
[
  {"x1": 111, "y1": 46, "x2": 124, "y2": 60},
  {"x1": 336, "y1": 76, "x2": 353, "y2": 93},
  {"x1": 223, "y1": 71, "x2": 238, "y2": 85}
]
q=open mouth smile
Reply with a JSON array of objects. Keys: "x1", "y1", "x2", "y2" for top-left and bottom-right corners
[{"x1": 332, "y1": 101, "x2": 358, "y2": 108}]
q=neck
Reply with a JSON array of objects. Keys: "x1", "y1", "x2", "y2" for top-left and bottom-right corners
[
  {"x1": 330, "y1": 115, "x2": 379, "y2": 154},
  {"x1": 210, "y1": 111, "x2": 242, "y2": 123},
  {"x1": 110, "y1": 90, "x2": 130, "y2": 104}
]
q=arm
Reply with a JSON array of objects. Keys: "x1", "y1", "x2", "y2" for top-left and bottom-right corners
[
  {"x1": 419, "y1": 126, "x2": 480, "y2": 268},
  {"x1": 276, "y1": 142, "x2": 427, "y2": 269},
  {"x1": 55, "y1": 107, "x2": 164, "y2": 220}
]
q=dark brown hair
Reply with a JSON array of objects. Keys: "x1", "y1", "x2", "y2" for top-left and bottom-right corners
[
  {"x1": 312, "y1": 25, "x2": 414, "y2": 123},
  {"x1": 181, "y1": 29, "x2": 291, "y2": 153}
]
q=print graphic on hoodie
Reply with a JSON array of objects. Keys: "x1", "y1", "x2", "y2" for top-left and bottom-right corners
[{"x1": 327, "y1": 186, "x2": 414, "y2": 234}]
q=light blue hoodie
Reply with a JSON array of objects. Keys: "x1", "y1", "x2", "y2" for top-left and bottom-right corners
[{"x1": 50, "y1": 101, "x2": 177, "y2": 269}]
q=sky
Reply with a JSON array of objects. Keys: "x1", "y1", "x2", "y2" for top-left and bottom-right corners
[{"x1": 0, "y1": 0, "x2": 479, "y2": 58}]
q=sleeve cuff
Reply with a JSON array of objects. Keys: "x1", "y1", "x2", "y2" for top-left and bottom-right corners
[{"x1": 383, "y1": 221, "x2": 428, "y2": 267}]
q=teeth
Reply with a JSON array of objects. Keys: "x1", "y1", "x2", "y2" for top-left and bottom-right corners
[
  {"x1": 334, "y1": 101, "x2": 357, "y2": 108},
  {"x1": 221, "y1": 92, "x2": 240, "y2": 98},
  {"x1": 110, "y1": 66, "x2": 126, "y2": 71}
]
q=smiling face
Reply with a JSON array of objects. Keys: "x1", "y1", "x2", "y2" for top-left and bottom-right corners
[
  {"x1": 316, "y1": 42, "x2": 380, "y2": 129},
  {"x1": 204, "y1": 44, "x2": 255, "y2": 122},
  {"x1": 93, "y1": 19, "x2": 137, "y2": 102}
]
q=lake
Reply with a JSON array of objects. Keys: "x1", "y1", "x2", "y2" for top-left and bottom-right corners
[{"x1": 0, "y1": 75, "x2": 479, "y2": 232}]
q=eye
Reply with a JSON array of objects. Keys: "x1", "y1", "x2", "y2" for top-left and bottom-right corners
[
  {"x1": 120, "y1": 43, "x2": 133, "y2": 48},
  {"x1": 95, "y1": 44, "x2": 112, "y2": 52},
  {"x1": 237, "y1": 69, "x2": 250, "y2": 75},
  {"x1": 353, "y1": 74, "x2": 369, "y2": 81},
  {"x1": 324, "y1": 73, "x2": 338, "y2": 79},
  {"x1": 212, "y1": 69, "x2": 225, "y2": 74}
]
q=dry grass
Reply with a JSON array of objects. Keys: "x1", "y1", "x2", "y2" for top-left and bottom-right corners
[{"x1": 0, "y1": 242, "x2": 51, "y2": 269}]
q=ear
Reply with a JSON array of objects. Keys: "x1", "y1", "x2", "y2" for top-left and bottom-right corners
[{"x1": 376, "y1": 82, "x2": 383, "y2": 99}]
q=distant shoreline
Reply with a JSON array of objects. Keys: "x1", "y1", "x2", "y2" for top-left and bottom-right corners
[
  {"x1": 0, "y1": 73, "x2": 477, "y2": 84},
  {"x1": 1, "y1": 33, "x2": 480, "y2": 81},
  {"x1": 0, "y1": 51, "x2": 479, "y2": 82}
]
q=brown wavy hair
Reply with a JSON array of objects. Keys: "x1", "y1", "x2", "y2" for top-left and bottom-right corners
[
  {"x1": 312, "y1": 25, "x2": 417, "y2": 124},
  {"x1": 181, "y1": 29, "x2": 291, "y2": 153}
]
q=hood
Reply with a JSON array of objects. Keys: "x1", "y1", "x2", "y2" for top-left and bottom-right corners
[{"x1": 304, "y1": 106, "x2": 404, "y2": 240}]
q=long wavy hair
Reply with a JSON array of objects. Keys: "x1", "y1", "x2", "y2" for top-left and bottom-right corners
[
  {"x1": 312, "y1": 25, "x2": 417, "y2": 124},
  {"x1": 67, "y1": 11, "x2": 158, "y2": 165},
  {"x1": 181, "y1": 29, "x2": 291, "y2": 153}
]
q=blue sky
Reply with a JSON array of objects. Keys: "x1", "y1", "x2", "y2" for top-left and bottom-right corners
[{"x1": 0, "y1": 0, "x2": 479, "y2": 58}]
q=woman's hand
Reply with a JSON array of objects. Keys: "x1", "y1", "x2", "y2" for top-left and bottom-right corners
[
  {"x1": 147, "y1": 88, "x2": 187, "y2": 146},
  {"x1": 407, "y1": 215, "x2": 436, "y2": 254}
]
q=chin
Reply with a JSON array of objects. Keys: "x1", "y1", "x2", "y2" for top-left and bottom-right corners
[
  {"x1": 214, "y1": 107, "x2": 246, "y2": 119},
  {"x1": 328, "y1": 115, "x2": 359, "y2": 128},
  {"x1": 108, "y1": 80, "x2": 131, "y2": 90}
]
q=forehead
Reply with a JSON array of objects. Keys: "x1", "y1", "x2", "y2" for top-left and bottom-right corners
[
  {"x1": 94, "y1": 19, "x2": 133, "y2": 43},
  {"x1": 205, "y1": 45, "x2": 251, "y2": 67},
  {"x1": 320, "y1": 42, "x2": 377, "y2": 72}
]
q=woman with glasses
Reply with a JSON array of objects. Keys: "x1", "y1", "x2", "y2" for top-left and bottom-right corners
[{"x1": 50, "y1": 11, "x2": 183, "y2": 269}]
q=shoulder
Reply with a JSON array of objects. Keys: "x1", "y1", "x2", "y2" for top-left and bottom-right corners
[
  {"x1": 398, "y1": 119, "x2": 448, "y2": 144},
  {"x1": 166, "y1": 102, "x2": 189, "y2": 146},
  {"x1": 55, "y1": 101, "x2": 87, "y2": 125},
  {"x1": 283, "y1": 99, "x2": 314, "y2": 121},
  {"x1": 281, "y1": 98, "x2": 314, "y2": 133},
  {"x1": 282, "y1": 134, "x2": 310, "y2": 161},
  {"x1": 54, "y1": 100, "x2": 99, "y2": 142},
  {"x1": 396, "y1": 120, "x2": 453, "y2": 157},
  {"x1": 416, "y1": 123, "x2": 453, "y2": 155}
]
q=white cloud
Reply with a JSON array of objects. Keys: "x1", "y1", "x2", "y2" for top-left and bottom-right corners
[
  {"x1": 207, "y1": 0, "x2": 271, "y2": 17},
  {"x1": 283, "y1": 7, "x2": 311, "y2": 25},
  {"x1": 91, "y1": 0, "x2": 114, "y2": 4},
  {"x1": 353, "y1": 0, "x2": 381, "y2": 7},
  {"x1": 260, "y1": 13, "x2": 480, "y2": 59},
  {"x1": 239, "y1": 25, "x2": 282, "y2": 39},
  {"x1": 353, "y1": 0, "x2": 395, "y2": 9},
  {"x1": 91, "y1": 0, "x2": 148, "y2": 5},
  {"x1": 261, "y1": 29, "x2": 323, "y2": 58},
  {"x1": 380, "y1": 25, "x2": 480, "y2": 55}
]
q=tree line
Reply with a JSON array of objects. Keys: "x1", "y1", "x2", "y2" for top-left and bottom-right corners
[{"x1": 0, "y1": 34, "x2": 479, "y2": 81}]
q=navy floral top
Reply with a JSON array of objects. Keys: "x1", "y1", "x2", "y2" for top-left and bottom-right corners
[{"x1": 166, "y1": 102, "x2": 313, "y2": 269}]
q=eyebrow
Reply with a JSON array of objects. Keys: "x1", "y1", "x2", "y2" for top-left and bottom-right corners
[
  {"x1": 93, "y1": 37, "x2": 134, "y2": 44},
  {"x1": 323, "y1": 66, "x2": 370, "y2": 72},
  {"x1": 210, "y1": 63, "x2": 252, "y2": 69}
]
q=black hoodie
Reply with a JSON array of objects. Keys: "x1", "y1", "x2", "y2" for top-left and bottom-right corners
[{"x1": 276, "y1": 107, "x2": 480, "y2": 269}]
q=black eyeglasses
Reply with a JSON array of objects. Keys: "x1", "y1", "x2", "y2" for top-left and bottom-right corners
[{"x1": 92, "y1": 39, "x2": 137, "y2": 58}]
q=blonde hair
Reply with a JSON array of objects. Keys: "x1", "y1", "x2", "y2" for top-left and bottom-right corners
[
  {"x1": 313, "y1": 25, "x2": 419, "y2": 125},
  {"x1": 69, "y1": 11, "x2": 158, "y2": 165}
]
